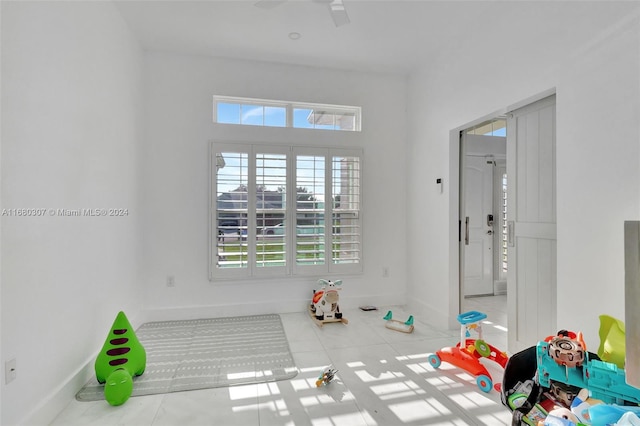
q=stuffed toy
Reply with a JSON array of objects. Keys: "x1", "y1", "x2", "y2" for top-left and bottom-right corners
[{"x1": 95, "y1": 311, "x2": 146, "y2": 406}]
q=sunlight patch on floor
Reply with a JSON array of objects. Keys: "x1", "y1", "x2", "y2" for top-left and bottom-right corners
[
  {"x1": 290, "y1": 378, "x2": 313, "y2": 391},
  {"x1": 256, "y1": 382, "x2": 281, "y2": 397},
  {"x1": 231, "y1": 402, "x2": 260, "y2": 413},
  {"x1": 369, "y1": 380, "x2": 427, "y2": 400},
  {"x1": 227, "y1": 371, "x2": 256, "y2": 380},
  {"x1": 475, "y1": 412, "x2": 513, "y2": 424},
  {"x1": 396, "y1": 352, "x2": 430, "y2": 361},
  {"x1": 405, "y1": 361, "x2": 432, "y2": 374},
  {"x1": 448, "y1": 391, "x2": 497, "y2": 409},
  {"x1": 388, "y1": 397, "x2": 452, "y2": 422},
  {"x1": 430, "y1": 420, "x2": 473, "y2": 426},
  {"x1": 354, "y1": 369, "x2": 405, "y2": 383},
  {"x1": 256, "y1": 369, "x2": 275, "y2": 378},
  {"x1": 229, "y1": 384, "x2": 258, "y2": 400},
  {"x1": 310, "y1": 412, "x2": 369, "y2": 426},
  {"x1": 258, "y1": 398, "x2": 290, "y2": 416},
  {"x1": 426, "y1": 375, "x2": 467, "y2": 390}
]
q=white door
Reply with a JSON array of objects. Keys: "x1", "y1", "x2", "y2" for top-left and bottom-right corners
[
  {"x1": 464, "y1": 154, "x2": 494, "y2": 296},
  {"x1": 507, "y1": 95, "x2": 557, "y2": 353}
]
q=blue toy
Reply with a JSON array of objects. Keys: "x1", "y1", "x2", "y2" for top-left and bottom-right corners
[
  {"x1": 588, "y1": 404, "x2": 640, "y2": 424},
  {"x1": 536, "y1": 336, "x2": 640, "y2": 405}
]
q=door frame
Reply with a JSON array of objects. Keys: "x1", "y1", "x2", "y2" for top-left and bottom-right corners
[{"x1": 448, "y1": 88, "x2": 556, "y2": 330}]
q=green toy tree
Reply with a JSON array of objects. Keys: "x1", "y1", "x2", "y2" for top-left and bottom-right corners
[{"x1": 95, "y1": 311, "x2": 146, "y2": 406}]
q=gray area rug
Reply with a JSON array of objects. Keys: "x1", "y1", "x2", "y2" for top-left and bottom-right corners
[{"x1": 76, "y1": 314, "x2": 298, "y2": 401}]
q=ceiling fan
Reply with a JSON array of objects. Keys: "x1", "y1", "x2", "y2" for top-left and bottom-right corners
[{"x1": 255, "y1": 0, "x2": 350, "y2": 27}]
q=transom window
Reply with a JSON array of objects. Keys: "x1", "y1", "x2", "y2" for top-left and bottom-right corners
[
  {"x1": 465, "y1": 118, "x2": 507, "y2": 137},
  {"x1": 213, "y1": 96, "x2": 361, "y2": 132},
  {"x1": 211, "y1": 142, "x2": 362, "y2": 279}
]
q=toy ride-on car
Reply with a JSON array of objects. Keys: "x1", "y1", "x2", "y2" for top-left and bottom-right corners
[{"x1": 427, "y1": 310, "x2": 508, "y2": 393}]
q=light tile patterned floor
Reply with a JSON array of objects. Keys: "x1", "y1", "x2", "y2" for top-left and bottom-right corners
[{"x1": 51, "y1": 296, "x2": 511, "y2": 425}]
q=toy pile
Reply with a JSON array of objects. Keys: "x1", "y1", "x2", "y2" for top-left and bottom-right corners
[{"x1": 501, "y1": 315, "x2": 640, "y2": 425}]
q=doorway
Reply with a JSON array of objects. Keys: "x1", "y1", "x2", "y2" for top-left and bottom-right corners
[
  {"x1": 459, "y1": 120, "x2": 507, "y2": 321},
  {"x1": 454, "y1": 92, "x2": 557, "y2": 354}
]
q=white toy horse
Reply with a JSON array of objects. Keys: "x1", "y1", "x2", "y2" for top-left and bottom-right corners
[{"x1": 310, "y1": 279, "x2": 347, "y2": 326}]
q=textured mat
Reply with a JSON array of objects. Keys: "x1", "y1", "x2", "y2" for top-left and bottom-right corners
[{"x1": 76, "y1": 314, "x2": 298, "y2": 401}]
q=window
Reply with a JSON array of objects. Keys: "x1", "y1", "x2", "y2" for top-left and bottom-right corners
[
  {"x1": 213, "y1": 96, "x2": 361, "y2": 132},
  {"x1": 465, "y1": 118, "x2": 507, "y2": 137},
  {"x1": 211, "y1": 143, "x2": 362, "y2": 279},
  {"x1": 217, "y1": 102, "x2": 287, "y2": 128}
]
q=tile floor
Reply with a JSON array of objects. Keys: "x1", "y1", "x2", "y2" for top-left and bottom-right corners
[{"x1": 51, "y1": 296, "x2": 510, "y2": 425}]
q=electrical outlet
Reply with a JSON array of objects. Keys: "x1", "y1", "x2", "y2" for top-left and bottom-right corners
[
  {"x1": 5, "y1": 358, "x2": 16, "y2": 384},
  {"x1": 166, "y1": 275, "x2": 175, "y2": 287}
]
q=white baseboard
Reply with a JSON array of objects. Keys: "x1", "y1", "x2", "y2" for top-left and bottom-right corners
[
  {"x1": 140, "y1": 294, "x2": 406, "y2": 323},
  {"x1": 407, "y1": 298, "x2": 456, "y2": 330},
  {"x1": 19, "y1": 311, "x2": 146, "y2": 426},
  {"x1": 19, "y1": 356, "x2": 96, "y2": 426}
]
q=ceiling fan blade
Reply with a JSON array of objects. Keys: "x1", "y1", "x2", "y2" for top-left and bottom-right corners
[
  {"x1": 329, "y1": 0, "x2": 350, "y2": 27},
  {"x1": 254, "y1": 0, "x2": 287, "y2": 9}
]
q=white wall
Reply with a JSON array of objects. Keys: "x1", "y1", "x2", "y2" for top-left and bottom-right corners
[
  {"x1": 4, "y1": 1, "x2": 637, "y2": 424},
  {"x1": 1, "y1": 2, "x2": 143, "y2": 425},
  {"x1": 556, "y1": 16, "x2": 640, "y2": 343},
  {"x1": 140, "y1": 52, "x2": 408, "y2": 320},
  {"x1": 406, "y1": 6, "x2": 640, "y2": 346}
]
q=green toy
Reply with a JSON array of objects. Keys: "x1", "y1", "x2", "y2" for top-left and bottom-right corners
[
  {"x1": 598, "y1": 314, "x2": 626, "y2": 369},
  {"x1": 95, "y1": 311, "x2": 146, "y2": 406}
]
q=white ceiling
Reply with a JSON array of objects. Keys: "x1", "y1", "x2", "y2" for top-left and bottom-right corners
[{"x1": 114, "y1": 0, "x2": 639, "y2": 75}]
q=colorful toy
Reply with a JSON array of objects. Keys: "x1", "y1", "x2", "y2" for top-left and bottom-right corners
[
  {"x1": 316, "y1": 365, "x2": 338, "y2": 387},
  {"x1": 545, "y1": 330, "x2": 586, "y2": 368},
  {"x1": 597, "y1": 314, "x2": 626, "y2": 369},
  {"x1": 589, "y1": 404, "x2": 640, "y2": 425},
  {"x1": 536, "y1": 336, "x2": 640, "y2": 405},
  {"x1": 427, "y1": 310, "x2": 509, "y2": 392},
  {"x1": 507, "y1": 393, "x2": 549, "y2": 425},
  {"x1": 570, "y1": 388, "x2": 596, "y2": 424},
  {"x1": 95, "y1": 311, "x2": 146, "y2": 406},
  {"x1": 383, "y1": 311, "x2": 414, "y2": 333},
  {"x1": 309, "y1": 279, "x2": 348, "y2": 327},
  {"x1": 545, "y1": 407, "x2": 580, "y2": 425}
]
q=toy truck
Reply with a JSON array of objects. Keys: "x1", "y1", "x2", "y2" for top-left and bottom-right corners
[{"x1": 536, "y1": 339, "x2": 640, "y2": 405}]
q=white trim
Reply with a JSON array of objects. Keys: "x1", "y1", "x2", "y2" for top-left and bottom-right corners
[
  {"x1": 449, "y1": 88, "x2": 557, "y2": 330},
  {"x1": 210, "y1": 142, "x2": 363, "y2": 281},
  {"x1": 19, "y1": 311, "x2": 146, "y2": 426}
]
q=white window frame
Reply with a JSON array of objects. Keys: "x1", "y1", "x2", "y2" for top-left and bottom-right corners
[
  {"x1": 213, "y1": 95, "x2": 362, "y2": 132},
  {"x1": 210, "y1": 142, "x2": 363, "y2": 280}
]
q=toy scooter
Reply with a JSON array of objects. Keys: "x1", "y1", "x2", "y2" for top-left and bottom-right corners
[{"x1": 427, "y1": 310, "x2": 508, "y2": 392}]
